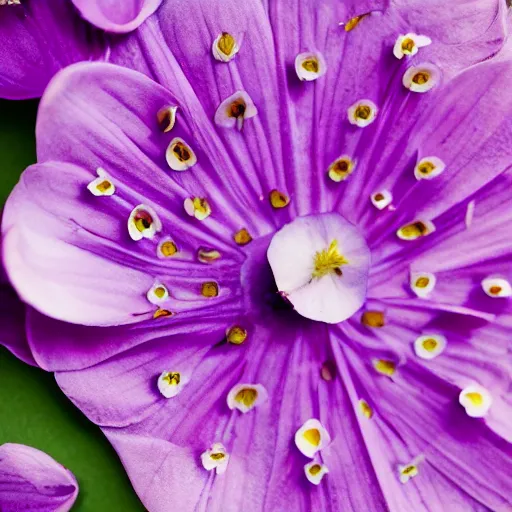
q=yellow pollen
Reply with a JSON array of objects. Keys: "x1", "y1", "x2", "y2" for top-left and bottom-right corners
[
  {"x1": 361, "y1": 311, "x2": 385, "y2": 328},
  {"x1": 402, "y1": 465, "x2": 417, "y2": 476},
  {"x1": 415, "y1": 277, "x2": 430, "y2": 288},
  {"x1": 201, "y1": 282, "x2": 219, "y2": 298},
  {"x1": 172, "y1": 141, "x2": 191, "y2": 162},
  {"x1": 309, "y1": 464, "x2": 322, "y2": 476},
  {"x1": 355, "y1": 105, "x2": 371, "y2": 120},
  {"x1": 418, "y1": 161, "x2": 435, "y2": 175},
  {"x1": 193, "y1": 197, "x2": 210, "y2": 215},
  {"x1": 96, "y1": 180, "x2": 112, "y2": 193},
  {"x1": 235, "y1": 388, "x2": 258, "y2": 407},
  {"x1": 303, "y1": 428, "x2": 321, "y2": 446},
  {"x1": 412, "y1": 71, "x2": 430, "y2": 85},
  {"x1": 465, "y1": 392, "x2": 484, "y2": 406},
  {"x1": 160, "y1": 241, "x2": 178, "y2": 257},
  {"x1": 134, "y1": 211, "x2": 153, "y2": 232},
  {"x1": 422, "y1": 338, "x2": 438, "y2": 352},
  {"x1": 217, "y1": 32, "x2": 236, "y2": 56},
  {"x1": 401, "y1": 38, "x2": 415, "y2": 53},
  {"x1": 489, "y1": 285, "x2": 502, "y2": 295},
  {"x1": 302, "y1": 58, "x2": 319, "y2": 73},
  {"x1": 312, "y1": 240, "x2": 348, "y2": 278},
  {"x1": 210, "y1": 452, "x2": 225, "y2": 461},
  {"x1": 359, "y1": 399, "x2": 373, "y2": 419},
  {"x1": 153, "y1": 308, "x2": 173, "y2": 319},
  {"x1": 398, "y1": 221, "x2": 430, "y2": 239},
  {"x1": 197, "y1": 248, "x2": 221, "y2": 263},
  {"x1": 163, "y1": 372, "x2": 180, "y2": 386},
  {"x1": 328, "y1": 158, "x2": 354, "y2": 181},
  {"x1": 344, "y1": 14, "x2": 367, "y2": 32},
  {"x1": 234, "y1": 228, "x2": 253, "y2": 246},
  {"x1": 154, "y1": 286, "x2": 167, "y2": 299},
  {"x1": 373, "y1": 359, "x2": 396, "y2": 376},
  {"x1": 157, "y1": 106, "x2": 176, "y2": 133},
  {"x1": 226, "y1": 325, "x2": 248, "y2": 345},
  {"x1": 269, "y1": 189, "x2": 290, "y2": 209}
]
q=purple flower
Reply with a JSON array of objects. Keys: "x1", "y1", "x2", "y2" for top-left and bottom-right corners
[
  {"x1": 0, "y1": 0, "x2": 162, "y2": 99},
  {"x1": 0, "y1": 443, "x2": 78, "y2": 512},
  {"x1": 2, "y1": 0, "x2": 512, "y2": 510}
]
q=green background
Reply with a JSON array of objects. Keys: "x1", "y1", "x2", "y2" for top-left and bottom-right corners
[{"x1": 0, "y1": 100, "x2": 145, "y2": 511}]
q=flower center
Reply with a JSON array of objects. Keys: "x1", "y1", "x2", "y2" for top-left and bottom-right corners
[{"x1": 267, "y1": 213, "x2": 371, "y2": 324}]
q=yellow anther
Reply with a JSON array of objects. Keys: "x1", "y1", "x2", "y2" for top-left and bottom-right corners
[
  {"x1": 361, "y1": 310, "x2": 385, "y2": 327},
  {"x1": 312, "y1": 240, "x2": 348, "y2": 278}
]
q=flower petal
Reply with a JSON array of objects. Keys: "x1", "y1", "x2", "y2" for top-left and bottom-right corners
[
  {"x1": 71, "y1": 0, "x2": 162, "y2": 33},
  {"x1": 0, "y1": 0, "x2": 105, "y2": 99},
  {"x1": 0, "y1": 444, "x2": 78, "y2": 512}
]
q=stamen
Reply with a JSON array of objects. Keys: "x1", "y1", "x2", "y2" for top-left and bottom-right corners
[
  {"x1": 157, "y1": 238, "x2": 178, "y2": 258},
  {"x1": 227, "y1": 383, "x2": 268, "y2": 413},
  {"x1": 393, "y1": 33, "x2": 432, "y2": 59},
  {"x1": 153, "y1": 308, "x2": 173, "y2": 319},
  {"x1": 397, "y1": 220, "x2": 435, "y2": 240},
  {"x1": 201, "y1": 281, "x2": 219, "y2": 298},
  {"x1": 269, "y1": 189, "x2": 290, "y2": 209},
  {"x1": 414, "y1": 334, "x2": 446, "y2": 360},
  {"x1": 304, "y1": 461, "x2": 329, "y2": 485},
  {"x1": 201, "y1": 443, "x2": 230, "y2": 474},
  {"x1": 184, "y1": 197, "x2": 211, "y2": 220},
  {"x1": 327, "y1": 156, "x2": 355, "y2": 182},
  {"x1": 359, "y1": 399, "x2": 373, "y2": 419},
  {"x1": 399, "y1": 463, "x2": 419, "y2": 484},
  {"x1": 372, "y1": 359, "x2": 396, "y2": 376},
  {"x1": 157, "y1": 371, "x2": 183, "y2": 398},
  {"x1": 87, "y1": 167, "x2": 115, "y2": 197},
  {"x1": 481, "y1": 277, "x2": 512, "y2": 298},
  {"x1": 361, "y1": 310, "x2": 385, "y2": 327},
  {"x1": 343, "y1": 14, "x2": 367, "y2": 31},
  {"x1": 403, "y1": 63, "x2": 440, "y2": 93},
  {"x1": 410, "y1": 271, "x2": 436, "y2": 298},
  {"x1": 459, "y1": 385, "x2": 492, "y2": 417},
  {"x1": 226, "y1": 325, "x2": 248, "y2": 345},
  {"x1": 295, "y1": 419, "x2": 331, "y2": 458},
  {"x1": 348, "y1": 99, "x2": 378, "y2": 127},
  {"x1": 414, "y1": 156, "x2": 445, "y2": 180},
  {"x1": 147, "y1": 282, "x2": 169, "y2": 304},
  {"x1": 128, "y1": 204, "x2": 162, "y2": 241},
  {"x1": 166, "y1": 137, "x2": 197, "y2": 171},
  {"x1": 312, "y1": 240, "x2": 348, "y2": 278},
  {"x1": 233, "y1": 228, "x2": 253, "y2": 246},
  {"x1": 215, "y1": 91, "x2": 257, "y2": 130},
  {"x1": 197, "y1": 247, "x2": 221, "y2": 263},
  {"x1": 295, "y1": 52, "x2": 327, "y2": 81},
  {"x1": 157, "y1": 105, "x2": 178, "y2": 133},
  {"x1": 212, "y1": 32, "x2": 239, "y2": 62},
  {"x1": 320, "y1": 361, "x2": 336, "y2": 381},
  {"x1": 370, "y1": 190, "x2": 392, "y2": 210}
]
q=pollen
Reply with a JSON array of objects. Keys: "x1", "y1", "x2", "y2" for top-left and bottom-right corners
[
  {"x1": 371, "y1": 190, "x2": 392, "y2": 210},
  {"x1": 197, "y1": 247, "x2": 221, "y2": 263},
  {"x1": 403, "y1": 63, "x2": 440, "y2": 93},
  {"x1": 328, "y1": 156, "x2": 355, "y2": 182},
  {"x1": 415, "y1": 157, "x2": 445, "y2": 180},
  {"x1": 312, "y1": 240, "x2": 348, "y2": 278},
  {"x1": 158, "y1": 239, "x2": 178, "y2": 258},
  {"x1": 166, "y1": 138, "x2": 197, "y2": 171},
  {"x1": 147, "y1": 282, "x2": 169, "y2": 304},
  {"x1": 372, "y1": 359, "x2": 396, "y2": 376},
  {"x1": 184, "y1": 197, "x2": 211, "y2": 220},
  {"x1": 201, "y1": 443, "x2": 230, "y2": 474},
  {"x1": 213, "y1": 32, "x2": 239, "y2": 62},
  {"x1": 226, "y1": 325, "x2": 248, "y2": 345},
  {"x1": 157, "y1": 370, "x2": 184, "y2": 398},
  {"x1": 410, "y1": 271, "x2": 436, "y2": 298},
  {"x1": 234, "y1": 228, "x2": 253, "y2": 246},
  {"x1": 343, "y1": 14, "x2": 367, "y2": 31},
  {"x1": 157, "y1": 105, "x2": 178, "y2": 132},
  {"x1": 269, "y1": 189, "x2": 290, "y2": 208},
  {"x1": 295, "y1": 52, "x2": 326, "y2": 81},
  {"x1": 87, "y1": 168, "x2": 115, "y2": 197},
  {"x1": 359, "y1": 399, "x2": 373, "y2": 419},
  {"x1": 163, "y1": 372, "x2": 180, "y2": 386},
  {"x1": 481, "y1": 277, "x2": 512, "y2": 298},
  {"x1": 414, "y1": 334, "x2": 446, "y2": 360},
  {"x1": 153, "y1": 308, "x2": 173, "y2": 319},
  {"x1": 348, "y1": 99, "x2": 377, "y2": 127},
  {"x1": 227, "y1": 383, "x2": 267, "y2": 413},
  {"x1": 303, "y1": 429, "x2": 321, "y2": 446},
  {"x1": 128, "y1": 204, "x2": 162, "y2": 241},
  {"x1": 397, "y1": 220, "x2": 435, "y2": 240},
  {"x1": 361, "y1": 310, "x2": 385, "y2": 327},
  {"x1": 201, "y1": 281, "x2": 219, "y2": 298},
  {"x1": 304, "y1": 461, "x2": 329, "y2": 485},
  {"x1": 302, "y1": 59, "x2": 319, "y2": 73},
  {"x1": 399, "y1": 464, "x2": 419, "y2": 483},
  {"x1": 295, "y1": 419, "x2": 331, "y2": 458},
  {"x1": 459, "y1": 385, "x2": 492, "y2": 417}
]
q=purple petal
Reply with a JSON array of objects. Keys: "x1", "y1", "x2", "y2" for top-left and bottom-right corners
[
  {"x1": 71, "y1": 0, "x2": 162, "y2": 33},
  {"x1": 0, "y1": 0, "x2": 106, "y2": 100},
  {"x1": 0, "y1": 444, "x2": 78, "y2": 512}
]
